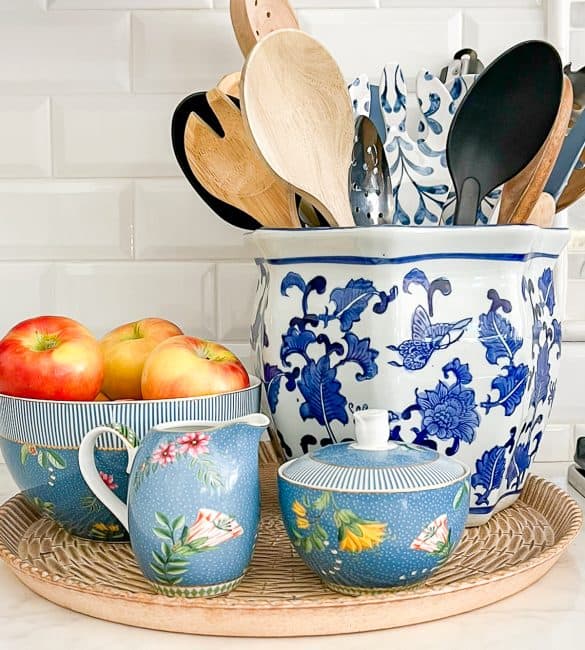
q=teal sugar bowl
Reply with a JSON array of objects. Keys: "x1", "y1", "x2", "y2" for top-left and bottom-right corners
[{"x1": 278, "y1": 409, "x2": 470, "y2": 594}]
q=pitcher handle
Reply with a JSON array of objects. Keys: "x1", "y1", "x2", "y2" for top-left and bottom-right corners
[{"x1": 79, "y1": 426, "x2": 138, "y2": 532}]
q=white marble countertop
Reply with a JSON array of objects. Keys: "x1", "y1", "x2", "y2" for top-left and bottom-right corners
[{"x1": 0, "y1": 462, "x2": 584, "y2": 650}]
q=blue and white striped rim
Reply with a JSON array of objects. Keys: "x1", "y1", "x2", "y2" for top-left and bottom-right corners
[
  {"x1": 0, "y1": 377, "x2": 261, "y2": 450},
  {"x1": 278, "y1": 453, "x2": 469, "y2": 494}
]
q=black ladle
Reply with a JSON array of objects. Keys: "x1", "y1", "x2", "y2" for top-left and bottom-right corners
[
  {"x1": 447, "y1": 40, "x2": 563, "y2": 226},
  {"x1": 171, "y1": 92, "x2": 261, "y2": 231}
]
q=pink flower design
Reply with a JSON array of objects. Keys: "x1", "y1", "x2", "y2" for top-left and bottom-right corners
[
  {"x1": 177, "y1": 431, "x2": 210, "y2": 458},
  {"x1": 99, "y1": 471, "x2": 118, "y2": 490},
  {"x1": 186, "y1": 508, "x2": 244, "y2": 549},
  {"x1": 410, "y1": 513, "x2": 451, "y2": 555},
  {"x1": 151, "y1": 442, "x2": 177, "y2": 466}
]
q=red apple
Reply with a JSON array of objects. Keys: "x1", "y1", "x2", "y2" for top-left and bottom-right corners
[
  {"x1": 0, "y1": 315, "x2": 104, "y2": 401},
  {"x1": 141, "y1": 336, "x2": 249, "y2": 400},
  {"x1": 100, "y1": 318, "x2": 183, "y2": 400}
]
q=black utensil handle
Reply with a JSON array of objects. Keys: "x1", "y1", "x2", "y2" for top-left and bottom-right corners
[
  {"x1": 574, "y1": 436, "x2": 585, "y2": 471},
  {"x1": 454, "y1": 177, "x2": 481, "y2": 226}
]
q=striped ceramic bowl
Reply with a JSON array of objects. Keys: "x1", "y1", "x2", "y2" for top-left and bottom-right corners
[{"x1": 0, "y1": 377, "x2": 261, "y2": 541}]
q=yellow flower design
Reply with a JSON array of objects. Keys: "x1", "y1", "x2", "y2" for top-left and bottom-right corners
[
  {"x1": 296, "y1": 516, "x2": 310, "y2": 529},
  {"x1": 339, "y1": 521, "x2": 387, "y2": 553},
  {"x1": 92, "y1": 522, "x2": 120, "y2": 534},
  {"x1": 292, "y1": 500, "x2": 307, "y2": 517}
]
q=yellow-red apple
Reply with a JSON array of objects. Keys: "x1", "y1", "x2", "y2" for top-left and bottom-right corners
[
  {"x1": 100, "y1": 318, "x2": 183, "y2": 400},
  {"x1": 0, "y1": 315, "x2": 104, "y2": 401},
  {"x1": 141, "y1": 336, "x2": 249, "y2": 399}
]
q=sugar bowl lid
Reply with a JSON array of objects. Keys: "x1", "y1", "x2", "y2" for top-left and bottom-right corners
[{"x1": 278, "y1": 409, "x2": 469, "y2": 493}]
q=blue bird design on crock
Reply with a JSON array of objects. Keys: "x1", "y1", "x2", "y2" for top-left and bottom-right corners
[{"x1": 388, "y1": 305, "x2": 471, "y2": 370}]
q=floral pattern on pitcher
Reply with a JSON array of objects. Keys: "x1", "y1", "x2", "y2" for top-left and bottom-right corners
[
  {"x1": 132, "y1": 432, "x2": 224, "y2": 491},
  {"x1": 150, "y1": 509, "x2": 243, "y2": 585}
]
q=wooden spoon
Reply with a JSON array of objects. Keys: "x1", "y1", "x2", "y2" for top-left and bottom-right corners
[
  {"x1": 500, "y1": 76, "x2": 573, "y2": 224},
  {"x1": 185, "y1": 88, "x2": 299, "y2": 229},
  {"x1": 241, "y1": 29, "x2": 355, "y2": 228},
  {"x1": 525, "y1": 193, "x2": 556, "y2": 227},
  {"x1": 557, "y1": 148, "x2": 585, "y2": 211},
  {"x1": 230, "y1": 0, "x2": 299, "y2": 57}
]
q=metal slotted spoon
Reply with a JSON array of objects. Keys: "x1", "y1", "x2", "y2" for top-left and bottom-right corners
[{"x1": 349, "y1": 115, "x2": 393, "y2": 226}]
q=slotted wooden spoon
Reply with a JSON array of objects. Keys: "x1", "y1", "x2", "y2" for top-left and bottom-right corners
[
  {"x1": 185, "y1": 88, "x2": 299, "y2": 228},
  {"x1": 230, "y1": 0, "x2": 299, "y2": 57},
  {"x1": 500, "y1": 76, "x2": 573, "y2": 224},
  {"x1": 241, "y1": 29, "x2": 355, "y2": 228}
]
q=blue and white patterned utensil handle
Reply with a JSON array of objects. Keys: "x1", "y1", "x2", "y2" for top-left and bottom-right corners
[
  {"x1": 380, "y1": 63, "x2": 407, "y2": 136},
  {"x1": 416, "y1": 70, "x2": 453, "y2": 151},
  {"x1": 349, "y1": 74, "x2": 371, "y2": 119}
]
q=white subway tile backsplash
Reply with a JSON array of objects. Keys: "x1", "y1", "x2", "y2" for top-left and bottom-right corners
[
  {"x1": 382, "y1": 0, "x2": 538, "y2": 4},
  {"x1": 298, "y1": 8, "x2": 462, "y2": 85},
  {"x1": 570, "y1": 29, "x2": 585, "y2": 67},
  {"x1": 53, "y1": 262, "x2": 216, "y2": 338},
  {"x1": 0, "y1": 97, "x2": 50, "y2": 177},
  {"x1": 52, "y1": 95, "x2": 182, "y2": 177},
  {"x1": 463, "y1": 9, "x2": 546, "y2": 64},
  {"x1": 49, "y1": 0, "x2": 210, "y2": 8},
  {"x1": 550, "y1": 342, "x2": 585, "y2": 424},
  {"x1": 1, "y1": 1, "x2": 46, "y2": 7},
  {"x1": 0, "y1": 263, "x2": 55, "y2": 337},
  {"x1": 534, "y1": 424, "x2": 574, "y2": 462},
  {"x1": 0, "y1": 180, "x2": 133, "y2": 260},
  {"x1": 0, "y1": 11, "x2": 129, "y2": 94},
  {"x1": 133, "y1": 11, "x2": 243, "y2": 93},
  {"x1": 571, "y1": 3, "x2": 585, "y2": 28},
  {"x1": 134, "y1": 179, "x2": 252, "y2": 260},
  {"x1": 216, "y1": 262, "x2": 257, "y2": 341},
  {"x1": 0, "y1": 2, "x2": 582, "y2": 437}
]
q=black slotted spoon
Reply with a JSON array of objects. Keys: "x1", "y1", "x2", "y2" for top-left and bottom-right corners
[{"x1": 447, "y1": 40, "x2": 563, "y2": 226}]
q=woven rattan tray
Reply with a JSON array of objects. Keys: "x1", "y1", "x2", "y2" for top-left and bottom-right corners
[{"x1": 0, "y1": 464, "x2": 581, "y2": 637}]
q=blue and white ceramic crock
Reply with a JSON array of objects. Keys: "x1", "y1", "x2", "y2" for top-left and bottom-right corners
[
  {"x1": 0, "y1": 378, "x2": 261, "y2": 540},
  {"x1": 278, "y1": 409, "x2": 469, "y2": 594},
  {"x1": 79, "y1": 413, "x2": 269, "y2": 598},
  {"x1": 251, "y1": 225, "x2": 569, "y2": 525}
]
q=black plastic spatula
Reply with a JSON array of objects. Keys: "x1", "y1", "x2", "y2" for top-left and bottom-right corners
[{"x1": 447, "y1": 41, "x2": 563, "y2": 226}]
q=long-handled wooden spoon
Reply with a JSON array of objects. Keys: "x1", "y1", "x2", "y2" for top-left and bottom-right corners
[
  {"x1": 230, "y1": 0, "x2": 299, "y2": 57},
  {"x1": 499, "y1": 76, "x2": 573, "y2": 224},
  {"x1": 241, "y1": 29, "x2": 355, "y2": 228},
  {"x1": 185, "y1": 88, "x2": 299, "y2": 228}
]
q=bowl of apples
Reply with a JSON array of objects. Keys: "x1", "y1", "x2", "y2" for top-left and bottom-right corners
[{"x1": 0, "y1": 315, "x2": 260, "y2": 541}]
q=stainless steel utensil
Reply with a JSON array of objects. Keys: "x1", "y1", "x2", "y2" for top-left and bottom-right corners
[{"x1": 349, "y1": 115, "x2": 393, "y2": 226}]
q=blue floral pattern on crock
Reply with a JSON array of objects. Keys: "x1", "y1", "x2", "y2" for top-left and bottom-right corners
[
  {"x1": 263, "y1": 272, "x2": 397, "y2": 454},
  {"x1": 469, "y1": 268, "x2": 560, "y2": 507}
]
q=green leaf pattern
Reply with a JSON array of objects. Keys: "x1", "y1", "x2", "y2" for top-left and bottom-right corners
[{"x1": 149, "y1": 509, "x2": 243, "y2": 585}]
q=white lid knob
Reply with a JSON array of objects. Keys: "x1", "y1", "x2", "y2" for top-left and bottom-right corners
[{"x1": 352, "y1": 409, "x2": 397, "y2": 451}]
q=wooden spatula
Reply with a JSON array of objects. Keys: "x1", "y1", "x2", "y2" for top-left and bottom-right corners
[
  {"x1": 184, "y1": 88, "x2": 299, "y2": 229},
  {"x1": 230, "y1": 0, "x2": 299, "y2": 57},
  {"x1": 241, "y1": 29, "x2": 355, "y2": 228},
  {"x1": 499, "y1": 76, "x2": 573, "y2": 224},
  {"x1": 217, "y1": 71, "x2": 241, "y2": 99}
]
